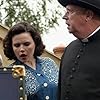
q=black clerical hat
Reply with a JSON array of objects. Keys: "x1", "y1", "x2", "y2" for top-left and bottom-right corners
[{"x1": 58, "y1": 0, "x2": 100, "y2": 15}]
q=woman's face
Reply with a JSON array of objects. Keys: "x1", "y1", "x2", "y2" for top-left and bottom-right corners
[{"x1": 12, "y1": 32, "x2": 35, "y2": 63}]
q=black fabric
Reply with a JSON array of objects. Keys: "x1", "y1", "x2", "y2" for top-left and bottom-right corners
[
  {"x1": 58, "y1": 30, "x2": 100, "y2": 100},
  {"x1": 58, "y1": 0, "x2": 100, "y2": 15},
  {"x1": 27, "y1": 94, "x2": 38, "y2": 100}
]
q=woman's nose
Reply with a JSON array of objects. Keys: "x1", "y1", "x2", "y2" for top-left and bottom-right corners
[{"x1": 20, "y1": 45, "x2": 25, "y2": 52}]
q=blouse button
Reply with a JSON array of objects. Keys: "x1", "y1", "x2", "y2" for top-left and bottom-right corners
[
  {"x1": 45, "y1": 96, "x2": 49, "y2": 100},
  {"x1": 37, "y1": 73, "x2": 41, "y2": 76},
  {"x1": 44, "y1": 82, "x2": 48, "y2": 87}
]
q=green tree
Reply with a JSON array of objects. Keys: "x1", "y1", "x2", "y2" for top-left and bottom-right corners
[{"x1": 0, "y1": 0, "x2": 62, "y2": 34}]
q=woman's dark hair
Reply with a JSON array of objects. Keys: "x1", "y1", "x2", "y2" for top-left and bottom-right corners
[{"x1": 3, "y1": 22, "x2": 45, "y2": 60}]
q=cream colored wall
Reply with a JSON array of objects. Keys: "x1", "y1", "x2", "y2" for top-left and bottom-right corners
[
  {"x1": 42, "y1": 50, "x2": 61, "y2": 66},
  {"x1": 0, "y1": 23, "x2": 9, "y2": 39},
  {"x1": 0, "y1": 24, "x2": 60, "y2": 67},
  {"x1": 0, "y1": 24, "x2": 13, "y2": 66}
]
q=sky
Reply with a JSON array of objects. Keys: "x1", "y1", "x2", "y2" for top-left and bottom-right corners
[{"x1": 42, "y1": 18, "x2": 76, "y2": 52}]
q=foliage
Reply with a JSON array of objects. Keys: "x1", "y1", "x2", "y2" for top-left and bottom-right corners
[{"x1": 0, "y1": 0, "x2": 62, "y2": 34}]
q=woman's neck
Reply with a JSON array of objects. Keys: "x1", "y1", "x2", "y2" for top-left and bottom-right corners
[{"x1": 25, "y1": 58, "x2": 36, "y2": 70}]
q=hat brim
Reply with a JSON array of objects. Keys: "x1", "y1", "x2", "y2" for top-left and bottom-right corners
[{"x1": 58, "y1": 0, "x2": 100, "y2": 15}]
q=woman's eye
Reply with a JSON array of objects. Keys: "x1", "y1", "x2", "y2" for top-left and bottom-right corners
[
  {"x1": 14, "y1": 43, "x2": 20, "y2": 47},
  {"x1": 24, "y1": 42, "x2": 30, "y2": 46}
]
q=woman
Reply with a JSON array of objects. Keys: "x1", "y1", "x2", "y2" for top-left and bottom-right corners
[{"x1": 3, "y1": 22, "x2": 59, "y2": 100}]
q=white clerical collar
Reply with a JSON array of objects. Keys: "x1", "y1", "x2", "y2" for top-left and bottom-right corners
[{"x1": 82, "y1": 26, "x2": 100, "y2": 42}]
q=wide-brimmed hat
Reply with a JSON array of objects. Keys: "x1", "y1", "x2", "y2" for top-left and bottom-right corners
[{"x1": 58, "y1": 0, "x2": 100, "y2": 15}]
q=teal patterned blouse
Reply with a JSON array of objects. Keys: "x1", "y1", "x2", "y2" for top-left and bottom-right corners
[{"x1": 12, "y1": 57, "x2": 59, "y2": 100}]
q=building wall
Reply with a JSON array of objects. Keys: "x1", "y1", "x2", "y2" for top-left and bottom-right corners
[
  {"x1": 0, "y1": 24, "x2": 13, "y2": 66},
  {"x1": 42, "y1": 50, "x2": 61, "y2": 66}
]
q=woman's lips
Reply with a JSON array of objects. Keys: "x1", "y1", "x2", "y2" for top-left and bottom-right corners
[
  {"x1": 20, "y1": 54, "x2": 27, "y2": 59},
  {"x1": 20, "y1": 54, "x2": 26, "y2": 57}
]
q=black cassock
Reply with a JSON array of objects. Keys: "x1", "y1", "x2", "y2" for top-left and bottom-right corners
[{"x1": 58, "y1": 29, "x2": 100, "y2": 100}]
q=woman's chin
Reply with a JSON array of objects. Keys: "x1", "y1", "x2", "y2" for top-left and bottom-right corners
[{"x1": 19, "y1": 58, "x2": 27, "y2": 63}]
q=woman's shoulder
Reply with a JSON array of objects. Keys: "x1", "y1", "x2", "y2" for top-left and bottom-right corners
[
  {"x1": 38, "y1": 56, "x2": 56, "y2": 64},
  {"x1": 37, "y1": 57, "x2": 58, "y2": 68}
]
